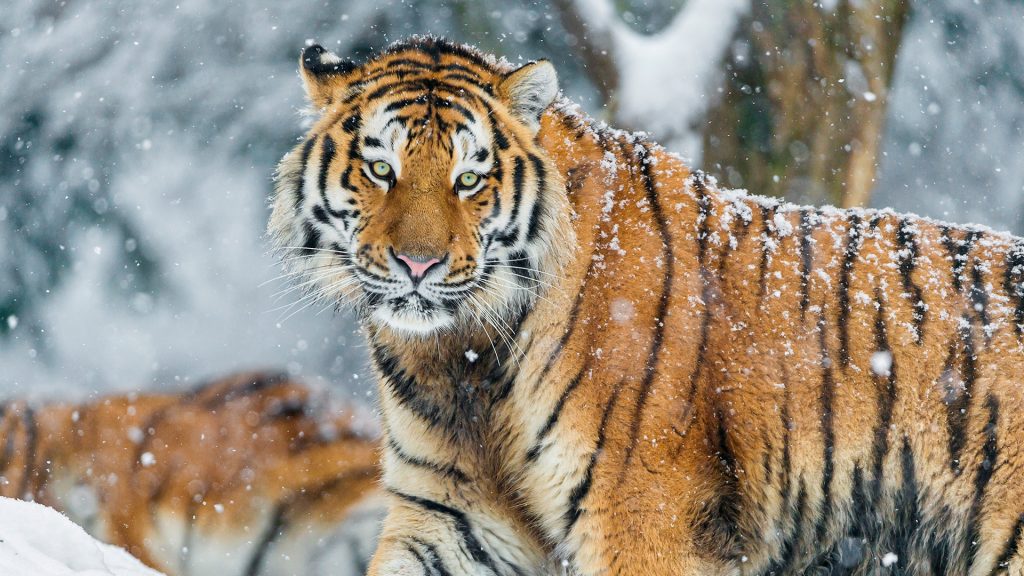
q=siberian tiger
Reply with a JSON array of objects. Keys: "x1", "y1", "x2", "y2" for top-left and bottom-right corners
[
  {"x1": 269, "y1": 36, "x2": 1024, "y2": 575},
  {"x1": 0, "y1": 371, "x2": 384, "y2": 576}
]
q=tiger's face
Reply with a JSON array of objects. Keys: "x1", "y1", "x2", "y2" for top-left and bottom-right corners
[{"x1": 269, "y1": 39, "x2": 570, "y2": 336}]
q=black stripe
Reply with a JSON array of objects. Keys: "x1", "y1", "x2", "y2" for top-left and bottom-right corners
[
  {"x1": 896, "y1": 218, "x2": 927, "y2": 343},
  {"x1": 364, "y1": 77, "x2": 434, "y2": 101},
  {"x1": 895, "y1": 437, "x2": 921, "y2": 550},
  {"x1": 695, "y1": 175, "x2": 712, "y2": 270},
  {"x1": 384, "y1": 96, "x2": 432, "y2": 113},
  {"x1": 318, "y1": 134, "x2": 336, "y2": 205},
  {"x1": 301, "y1": 222, "x2": 322, "y2": 255},
  {"x1": 293, "y1": 137, "x2": 317, "y2": 209},
  {"x1": 992, "y1": 513, "x2": 1024, "y2": 575},
  {"x1": 944, "y1": 316, "x2": 976, "y2": 475},
  {"x1": 943, "y1": 227, "x2": 980, "y2": 292},
  {"x1": 837, "y1": 214, "x2": 863, "y2": 368},
  {"x1": 671, "y1": 173, "x2": 714, "y2": 446},
  {"x1": 410, "y1": 538, "x2": 455, "y2": 576},
  {"x1": 769, "y1": 477, "x2": 809, "y2": 573},
  {"x1": 779, "y1": 369, "x2": 793, "y2": 516},
  {"x1": 509, "y1": 156, "x2": 525, "y2": 225},
  {"x1": 524, "y1": 154, "x2": 547, "y2": 243},
  {"x1": 869, "y1": 288, "x2": 897, "y2": 504},
  {"x1": 492, "y1": 124, "x2": 510, "y2": 150},
  {"x1": 620, "y1": 145, "x2": 674, "y2": 473},
  {"x1": 493, "y1": 157, "x2": 526, "y2": 247},
  {"x1": 970, "y1": 261, "x2": 991, "y2": 345},
  {"x1": 530, "y1": 259, "x2": 594, "y2": 395},
  {"x1": 710, "y1": 407, "x2": 741, "y2": 542},
  {"x1": 848, "y1": 463, "x2": 870, "y2": 542},
  {"x1": 1005, "y1": 242, "x2": 1024, "y2": 337},
  {"x1": 716, "y1": 202, "x2": 753, "y2": 276},
  {"x1": 201, "y1": 372, "x2": 291, "y2": 408},
  {"x1": 387, "y1": 436, "x2": 468, "y2": 483},
  {"x1": 967, "y1": 394, "x2": 1000, "y2": 567},
  {"x1": 380, "y1": 57, "x2": 433, "y2": 69},
  {"x1": 564, "y1": 379, "x2": 624, "y2": 535},
  {"x1": 390, "y1": 491, "x2": 502, "y2": 574},
  {"x1": 798, "y1": 209, "x2": 814, "y2": 319},
  {"x1": 18, "y1": 406, "x2": 37, "y2": 497},
  {"x1": 402, "y1": 542, "x2": 433, "y2": 575},
  {"x1": 526, "y1": 360, "x2": 590, "y2": 462},
  {"x1": 244, "y1": 502, "x2": 288, "y2": 576},
  {"x1": 341, "y1": 114, "x2": 361, "y2": 134},
  {"x1": 371, "y1": 345, "x2": 447, "y2": 427},
  {"x1": 814, "y1": 312, "x2": 835, "y2": 545},
  {"x1": 761, "y1": 433, "x2": 774, "y2": 480},
  {"x1": 758, "y1": 206, "x2": 773, "y2": 300},
  {"x1": 442, "y1": 72, "x2": 496, "y2": 95}
]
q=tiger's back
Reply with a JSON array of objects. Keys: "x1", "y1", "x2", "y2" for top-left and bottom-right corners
[
  {"x1": 526, "y1": 110, "x2": 1024, "y2": 573},
  {"x1": 0, "y1": 372, "x2": 384, "y2": 576},
  {"x1": 529, "y1": 112, "x2": 1024, "y2": 574}
]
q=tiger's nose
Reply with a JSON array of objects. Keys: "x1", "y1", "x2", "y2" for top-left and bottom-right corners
[{"x1": 394, "y1": 252, "x2": 444, "y2": 280}]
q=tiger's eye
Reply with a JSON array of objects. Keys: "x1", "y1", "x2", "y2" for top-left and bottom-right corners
[
  {"x1": 458, "y1": 172, "x2": 480, "y2": 188},
  {"x1": 371, "y1": 161, "x2": 392, "y2": 178}
]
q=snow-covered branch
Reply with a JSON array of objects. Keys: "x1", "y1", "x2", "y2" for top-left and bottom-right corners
[{"x1": 554, "y1": 0, "x2": 750, "y2": 159}]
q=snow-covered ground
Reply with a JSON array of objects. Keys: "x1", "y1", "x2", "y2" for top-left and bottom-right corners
[{"x1": 0, "y1": 498, "x2": 162, "y2": 576}]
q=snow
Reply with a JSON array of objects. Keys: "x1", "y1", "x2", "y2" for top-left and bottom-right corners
[
  {"x1": 0, "y1": 498, "x2": 163, "y2": 576},
  {"x1": 870, "y1": 351, "x2": 893, "y2": 377},
  {"x1": 881, "y1": 552, "x2": 899, "y2": 567}
]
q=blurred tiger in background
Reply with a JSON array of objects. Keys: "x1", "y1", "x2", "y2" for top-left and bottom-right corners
[
  {"x1": 270, "y1": 37, "x2": 1024, "y2": 575},
  {"x1": 0, "y1": 371, "x2": 384, "y2": 576}
]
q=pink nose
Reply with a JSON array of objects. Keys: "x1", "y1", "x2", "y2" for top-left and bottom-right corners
[{"x1": 396, "y1": 253, "x2": 442, "y2": 279}]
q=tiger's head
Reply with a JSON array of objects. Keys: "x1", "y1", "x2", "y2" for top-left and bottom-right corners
[{"x1": 269, "y1": 38, "x2": 573, "y2": 337}]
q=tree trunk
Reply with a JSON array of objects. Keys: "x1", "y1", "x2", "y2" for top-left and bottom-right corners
[{"x1": 702, "y1": 0, "x2": 910, "y2": 207}]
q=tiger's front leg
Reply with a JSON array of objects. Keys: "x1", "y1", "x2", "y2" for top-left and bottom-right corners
[{"x1": 367, "y1": 488, "x2": 550, "y2": 576}]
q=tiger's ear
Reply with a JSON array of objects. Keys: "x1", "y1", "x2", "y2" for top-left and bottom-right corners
[
  {"x1": 299, "y1": 44, "x2": 357, "y2": 110},
  {"x1": 498, "y1": 60, "x2": 558, "y2": 134}
]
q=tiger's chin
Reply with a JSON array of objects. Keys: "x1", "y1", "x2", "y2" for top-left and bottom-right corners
[{"x1": 371, "y1": 296, "x2": 455, "y2": 337}]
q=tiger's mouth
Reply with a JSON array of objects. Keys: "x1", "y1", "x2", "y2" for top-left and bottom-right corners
[{"x1": 370, "y1": 292, "x2": 456, "y2": 335}]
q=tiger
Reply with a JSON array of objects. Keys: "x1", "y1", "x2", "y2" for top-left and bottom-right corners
[
  {"x1": 0, "y1": 371, "x2": 384, "y2": 576},
  {"x1": 268, "y1": 36, "x2": 1024, "y2": 575}
]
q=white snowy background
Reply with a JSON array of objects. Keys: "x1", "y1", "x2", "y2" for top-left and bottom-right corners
[{"x1": 1, "y1": 0, "x2": 1022, "y2": 402}]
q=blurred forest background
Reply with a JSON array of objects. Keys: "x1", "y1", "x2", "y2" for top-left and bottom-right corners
[{"x1": 1, "y1": 0, "x2": 1022, "y2": 400}]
